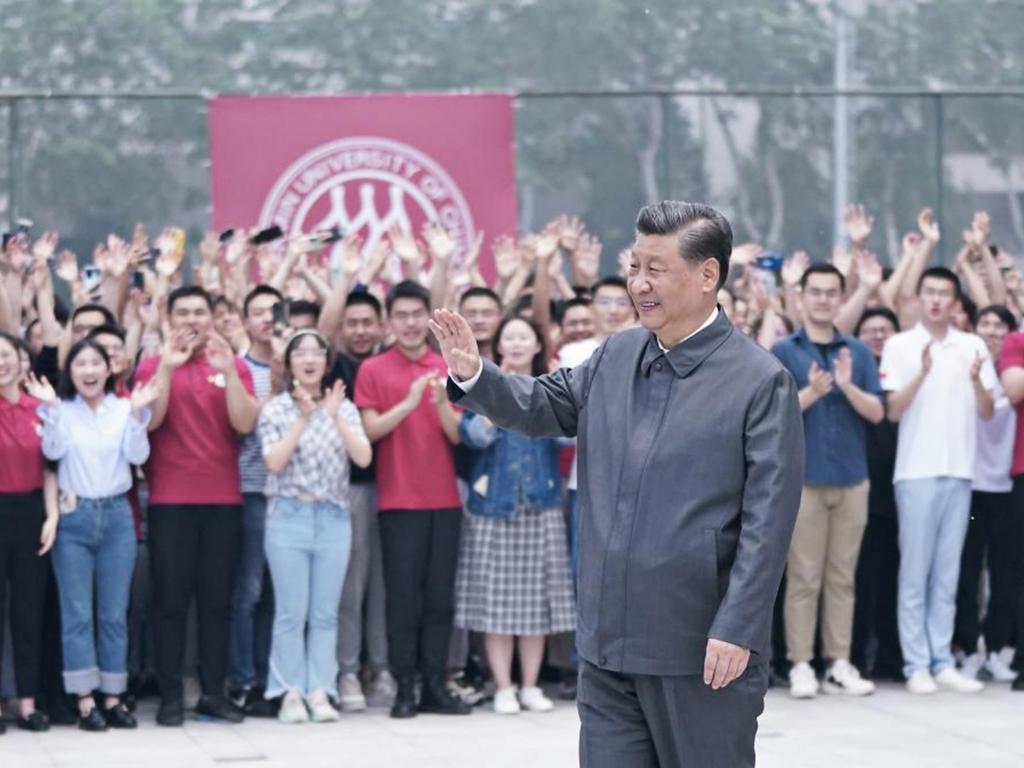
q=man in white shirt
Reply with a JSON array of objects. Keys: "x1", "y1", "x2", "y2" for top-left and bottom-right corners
[{"x1": 880, "y1": 267, "x2": 995, "y2": 695}]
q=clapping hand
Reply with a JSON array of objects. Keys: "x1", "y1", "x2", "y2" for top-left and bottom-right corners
[
  {"x1": 808, "y1": 361, "x2": 834, "y2": 397},
  {"x1": 323, "y1": 379, "x2": 347, "y2": 418},
  {"x1": 833, "y1": 348, "x2": 853, "y2": 390}
]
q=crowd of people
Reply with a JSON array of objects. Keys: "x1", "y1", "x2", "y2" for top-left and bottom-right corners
[{"x1": 0, "y1": 202, "x2": 1022, "y2": 736}]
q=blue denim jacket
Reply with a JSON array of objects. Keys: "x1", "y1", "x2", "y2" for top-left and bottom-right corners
[{"x1": 460, "y1": 412, "x2": 562, "y2": 518}]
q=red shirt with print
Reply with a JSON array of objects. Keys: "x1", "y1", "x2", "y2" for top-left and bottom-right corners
[
  {"x1": 134, "y1": 353, "x2": 254, "y2": 505},
  {"x1": 0, "y1": 393, "x2": 44, "y2": 493},
  {"x1": 354, "y1": 346, "x2": 461, "y2": 511},
  {"x1": 999, "y1": 331, "x2": 1024, "y2": 476}
]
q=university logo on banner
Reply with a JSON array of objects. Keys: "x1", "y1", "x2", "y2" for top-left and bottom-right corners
[{"x1": 208, "y1": 94, "x2": 517, "y2": 280}]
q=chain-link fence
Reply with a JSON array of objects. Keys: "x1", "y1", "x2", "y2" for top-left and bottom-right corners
[{"x1": 3, "y1": 90, "x2": 1024, "y2": 273}]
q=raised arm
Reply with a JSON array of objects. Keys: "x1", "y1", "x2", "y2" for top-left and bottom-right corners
[{"x1": 430, "y1": 309, "x2": 597, "y2": 438}]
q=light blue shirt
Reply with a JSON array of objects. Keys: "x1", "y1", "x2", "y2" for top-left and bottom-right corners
[{"x1": 40, "y1": 393, "x2": 151, "y2": 499}]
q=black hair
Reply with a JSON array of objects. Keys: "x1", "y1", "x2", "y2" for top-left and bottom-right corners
[
  {"x1": 958, "y1": 294, "x2": 978, "y2": 329},
  {"x1": 212, "y1": 294, "x2": 236, "y2": 312},
  {"x1": 591, "y1": 275, "x2": 628, "y2": 295},
  {"x1": 0, "y1": 330, "x2": 20, "y2": 357},
  {"x1": 459, "y1": 287, "x2": 502, "y2": 310},
  {"x1": 86, "y1": 323, "x2": 127, "y2": 344},
  {"x1": 71, "y1": 303, "x2": 117, "y2": 326},
  {"x1": 854, "y1": 307, "x2": 901, "y2": 337},
  {"x1": 243, "y1": 284, "x2": 284, "y2": 318},
  {"x1": 385, "y1": 280, "x2": 431, "y2": 314},
  {"x1": 283, "y1": 330, "x2": 331, "y2": 396},
  {"x1": 289, "y1": 299, "x2": 321, "y2": 322},
  {"x1": 345, "y1": 290, "x2": 383, "y2": 319},
  {"x1": 635, "y1": 201, "x2": 733, "y2": 289},
  {"x1": 562, "y1": 296, "x2": 593, "y2": 315},
  {"x1": 916, "y1": 266, "x2": 962, "y2": 300},
  {"x1": 167, "y1": 285, "x2": 213, "y2": 314},
  {"x1": 799, "y1": 263, "x2": 847, "y2": 293},
  {"x1": 58, "y1": 339, "x2": 115, "y2": 400},
  {"x1": 493, "y1": 316, "x2": 548, "y2": 378},
  {"x1": 977, "y1": 304, "x2": 1018, "y2": 332}
]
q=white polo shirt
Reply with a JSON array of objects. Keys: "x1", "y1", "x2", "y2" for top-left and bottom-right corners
[{"x1": 879, "y1": 324, "x2": 997, "y2": 483}]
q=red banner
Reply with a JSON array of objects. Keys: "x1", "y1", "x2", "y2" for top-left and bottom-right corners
[{"x1": 208, "y1": 93, "x2": 517, "y2": 280}]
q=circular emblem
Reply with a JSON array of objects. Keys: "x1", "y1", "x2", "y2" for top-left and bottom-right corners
[{"x1": 258, "y1": 136, "x2": 476, "y2": 273}]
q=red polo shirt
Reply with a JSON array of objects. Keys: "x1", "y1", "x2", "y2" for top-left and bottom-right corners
[
  {"x1": 354, "y1": 346, "x2": 461, "y2": 511},
  {"x1": 999, "y1": 332, "x2": 1024, "y2": 476},
  {"x1": 135, "y1": 353, "x2": 255, "y2": 505},
  {"x1": 0, "y1": 393, "x2": 44, "y2": 493}
]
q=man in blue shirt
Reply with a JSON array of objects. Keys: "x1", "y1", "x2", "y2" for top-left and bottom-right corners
[{"x1": 772, "y1": 263, "x2": 884, "y2": 699}]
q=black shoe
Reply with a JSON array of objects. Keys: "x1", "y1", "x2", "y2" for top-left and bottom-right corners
[
  {"x1": 244, "y1": 688, "x2": 278, "y2": 718},
  {"x1": 121, "y1": 692, "x2": 137, "y2": 713},
  {"x1": 156, "y1": 697, "x2": 184, "y2": 727},
  {"x1": 102, "y1": 702, "x2": 137, "y2": 729},
  {"x1": 558, "y1": 678, "x2": 578, "y2": 701},
  {"x1": 17, "y1": 711, "x2": 50, "y2": 732},
  {"x1": 418, "y1": 675, "x2": 471, "y2": 715},
  {"x1": 1012, "y1": 676, "x2": 1024, "y2": 692},
  {"x1": 78, "y1": 707, "x2": 108, "y2": 732},
  {"x1": 42, "y1": 695, "x2": 78, "y2": 726},
  {"x1": 0, "y1": 719, "x2": 5, "y2": 735},
  {"x1": 195, "y1": 695, "x2": 244, "y2": 723},
  {"x1": 390, "y1": 676, "x2": 418, "y2": 719}
]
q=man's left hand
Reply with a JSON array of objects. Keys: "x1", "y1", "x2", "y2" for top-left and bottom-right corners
[{"x1": 703, "y1": 638, "x2": 750, "y2": 690}]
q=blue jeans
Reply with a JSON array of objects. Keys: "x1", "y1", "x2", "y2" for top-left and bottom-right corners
[
  {"x1": 228, "y1": 492, "x2": 273, "y2": 690},
  {"x1": 265, "y1": 498, "x2": 351, "y2": 698},
  {"x1": 51, "y1": 494, "x2": 137, "y2": 695},
  {"x1": 894, "y1": 477, "x2": 971, "y2": 677}
]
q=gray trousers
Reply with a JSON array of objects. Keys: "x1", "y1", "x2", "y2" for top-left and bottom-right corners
[
  {"x1": 577, "y1": 659, "x2": 768, "y2": 768},
  {"x1": 336, "y1": 483, "x2": 388, "y2": 674}
]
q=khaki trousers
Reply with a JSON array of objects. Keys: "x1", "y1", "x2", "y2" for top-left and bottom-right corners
[{"x1": 784, "y1": 481, "x2": 869, "y2": 663}]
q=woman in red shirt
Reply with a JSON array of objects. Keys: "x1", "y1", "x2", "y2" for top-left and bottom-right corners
[{"x1": 0, "y1": 331, "x2": 59, "y2": 734}]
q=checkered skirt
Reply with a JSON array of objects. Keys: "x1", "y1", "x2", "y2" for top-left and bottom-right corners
[{"x1": 455, "y1": 505, "x2": 577, "y2": 635}]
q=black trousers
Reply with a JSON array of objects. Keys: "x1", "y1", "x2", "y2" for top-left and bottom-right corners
[
  {"x1": 954, "y1": 490, "x2": 1018, "y2": 653},
  {"x1": 577, "y1": 659, "x2": 768, "y2": 768},
  {"x1": 378, "y1": 508, "x2": 461, "y2": 678},
  {"x1": 851, "y1": 514, "x2": 903, "y2": 678},
  {"x1": 0, "y1": 491, "x2": 49, "y2": 698},
  {"x1": 148, "y1": 504, "x2": 241, "y2": 700}
]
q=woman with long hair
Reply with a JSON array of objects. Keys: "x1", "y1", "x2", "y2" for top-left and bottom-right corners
[
  {"x1": 26, "y1": 338, "x2": 159, "y2": 731},
  {"x1": 454, "y1": 316, "x2": 576, "y2": 715},
  {"x1": 258, "y1": 329, "x2": 371, "y2": 723},
  {"x1": 0, "y1": 331, "x2": 59, "y2": 734}
]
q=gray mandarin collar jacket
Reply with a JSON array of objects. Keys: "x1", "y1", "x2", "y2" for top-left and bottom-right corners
[{"x1": 449, "y1": 309, "x2": 803, "y2": 676}]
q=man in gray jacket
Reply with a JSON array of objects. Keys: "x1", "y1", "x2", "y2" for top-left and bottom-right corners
[{"x1": 431, "y1": 201, "x2": 803, "y2": 767}]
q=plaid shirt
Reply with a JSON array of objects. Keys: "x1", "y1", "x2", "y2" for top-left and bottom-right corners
[{"x1": 257, "y1": 391, "x2": 365, "y2": 507}]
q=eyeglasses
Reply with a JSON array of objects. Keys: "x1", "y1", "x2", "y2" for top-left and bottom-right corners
[{"x1": 291, "y1": 348, "x2": 328, "y2": 359}]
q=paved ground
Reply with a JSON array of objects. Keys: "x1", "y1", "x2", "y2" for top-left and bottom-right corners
[{"x1": 2, "y1": 682, "x2": 1023, "y2": 767}]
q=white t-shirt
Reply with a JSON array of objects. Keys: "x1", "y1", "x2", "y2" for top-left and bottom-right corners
[
  {"x1": 973, "y1": 378, "x2": 1016, "y2": 493},
  {"x1": 557, "y1": 338, "x2": 601, "y2": 492},
  {"x1": 879, "y1": 324, "x2": 997, "y2": 483}
]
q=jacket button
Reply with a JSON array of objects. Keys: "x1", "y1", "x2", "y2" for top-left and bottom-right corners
[
  {"x1": 600, "y1": 655, "x2": 608, "y2": 666},
  {"x1": 655, "y1": 363, "x2": 663, "y2": 371}
]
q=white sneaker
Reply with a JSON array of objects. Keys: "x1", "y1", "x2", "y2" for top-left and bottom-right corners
[
  {"x1": 788, "y1": 662, "x2": 819, "y2": 699},
  {"x1": 906, "y1": 670, "x2": 938, "y2": 695},
  {"x1": 935, "y1": 667, "x2": 985, "y2": 693},
  {"x1": 959, "y1": 652, "x2": 985, "y2": 680},
  {"x1": 519, "y1": 686, "x2": 554, "y2": 713},
  {"x1": 493, "y1": 686, "x2": 520, "y2": 715},
  {"x1": 338, "y1": 672, "x2": 367, "y2": 712},
  {"x1": 984, "y1": 652, "x2": 1018, "y2": 683},
  {"x1": 822, "y1": 659, "x2": 875, "y2": 696},
  {"x1": 278, "y1": 690, "x2": 309, "y2": 724},
  {"x1": 307, "y1": 688, "x2": 340, "y2": 723}
]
